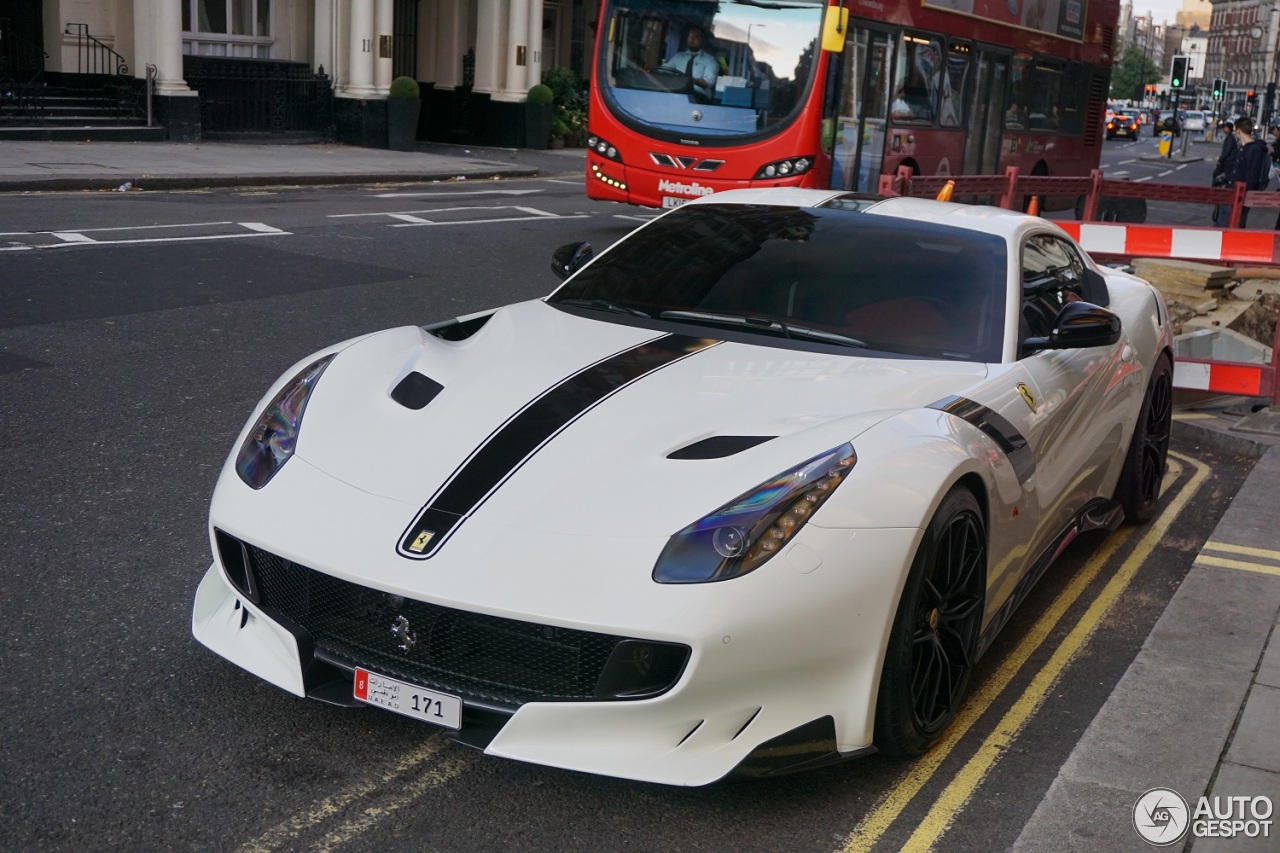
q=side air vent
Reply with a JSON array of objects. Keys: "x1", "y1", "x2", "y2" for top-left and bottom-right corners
[
  {"x1": 693, "y1": 160, "x2": 725, "y2": 172},
  {"x1": 668, "y1": 435, "x2": 775, "y2": 460},
  {"x1": 391, "y1": 372, "x2": 444, "y2": 410},
  {"x1": 1082, "y1": 72, "x2": 1107, "y2": 148},
  {"x1": 1099, "y1": 24, "x2": 1116, "y2": 58}
]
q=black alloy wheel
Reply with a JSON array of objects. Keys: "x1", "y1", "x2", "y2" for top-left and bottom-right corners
[
  {"x1": 875, "y1": 487, "x2": 986, "y2": 756},
  {"x1": 1116, "y1": 355, "x2": 1173, "y2": 523}
]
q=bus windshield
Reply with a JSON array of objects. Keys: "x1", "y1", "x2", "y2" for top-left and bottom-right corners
[{"x1": 599, "y1": 0, "x2": 825, "y2": 140}]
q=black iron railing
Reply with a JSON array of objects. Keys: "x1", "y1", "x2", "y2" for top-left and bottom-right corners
[
  {"x1": 0, "y1": 18, "x2": 49, "y2": 124},
  {"x1": 183, "y1": 56, "x2": 334, "y2": 138},
  {"x1": 64, "y1": 23, "x2": 128, "y2": 76}
]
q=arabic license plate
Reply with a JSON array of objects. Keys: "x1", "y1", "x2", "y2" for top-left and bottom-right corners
[
  {"x1": 661, "y1": 196, "x2": 690, "y2": 209},
  {"x1": 354, "y1": 667, "x2": 462, "y2": 729}
]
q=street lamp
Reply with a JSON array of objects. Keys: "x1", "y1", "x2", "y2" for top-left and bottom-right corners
[{"x1": 744, "y1": 23, "x2": 765, "y2": 76}]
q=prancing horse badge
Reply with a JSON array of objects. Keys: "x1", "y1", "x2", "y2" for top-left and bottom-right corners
[{"x1": 1016, "y1": 383, "x2": 1037, "y2": 413}]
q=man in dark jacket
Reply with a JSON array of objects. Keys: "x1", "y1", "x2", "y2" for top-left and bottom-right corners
[{"x1": 1214, "y1": 117, "x2": 1268, "y2": 227}]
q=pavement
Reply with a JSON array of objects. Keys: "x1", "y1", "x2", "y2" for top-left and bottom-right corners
[
  {"x1": 2, "y1": 138, "x2": 1280, "y2": 849},
  {"x1": 0, "y1": 138, "x2": 586, "y2": 192}
]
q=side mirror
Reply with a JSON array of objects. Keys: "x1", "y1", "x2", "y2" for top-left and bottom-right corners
[
  {"x1": 551, "y1": 242, "x2": 594, "y2": 280},
  {"x1": 1022, "y1": 301, "x2": 1121, "y2": 353}
]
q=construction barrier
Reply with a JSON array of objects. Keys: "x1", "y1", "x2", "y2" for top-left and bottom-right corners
[{"x1": 877, "y1": 166, "x2": 1279, "y2": 405}]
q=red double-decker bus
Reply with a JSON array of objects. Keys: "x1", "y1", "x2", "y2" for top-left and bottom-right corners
[{"x1": 585, "y1": 0, "x2": 1118, "y2": 209}]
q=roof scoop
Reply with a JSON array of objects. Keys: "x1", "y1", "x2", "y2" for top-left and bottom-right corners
[
  {"x1": 667, "y1": 436, "x2": 775, "y2": 460},
  {"x1": 391, "y1": 372, "x2": 443, "y2": 410}
]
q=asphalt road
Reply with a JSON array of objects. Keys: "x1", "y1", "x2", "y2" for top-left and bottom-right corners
[{"x1": 0, "y1": 180, "x2": 1255, "y2": 851}]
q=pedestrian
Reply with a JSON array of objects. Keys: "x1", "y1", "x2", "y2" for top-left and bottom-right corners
[{"x1": 1214, "y1": 116, "x2": 1269, "y2": 228}]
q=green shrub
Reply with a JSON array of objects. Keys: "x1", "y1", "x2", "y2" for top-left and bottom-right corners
[
  {"x1": 543, "y1": 67, "x2": 580, "y2": 108},
  {"x1": 527, "y1": 84, "x2": 554, "y2": 105},
  {"x1": 389, "y1": 76, "x2": 420, "y2": 99}
]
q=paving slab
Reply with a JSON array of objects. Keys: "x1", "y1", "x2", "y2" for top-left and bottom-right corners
[
  {"x1": 1189, "y1": 762, "x2": 1280, "y2": 852},
  {"x1": 1258, "y1": 623, "x2": 1280, "y2": 690},
  {"x1": 1056, "y1": 649, "x2": 1254, "y2": 798},
  {"x1": 1141, "y1": 566, "x2": 1280, "y2": 670},
  {"x1": 1011, "y1": 776, "x2": 1153, "y2": 853},
  {"x1": 1224, "y1": 684, "x2": 1280, "y2": 773}
]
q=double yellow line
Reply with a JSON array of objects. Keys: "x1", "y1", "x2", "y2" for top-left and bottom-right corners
[
  {"x1": 1197, "y1": 541, "x2": 1280, "y2": 577},
  {"x1": 240, "y1": 736, "x2": 476, "y2": 853},
  {"x1": 842, "y1": 452, "x2": 1210, "y2": 853}
]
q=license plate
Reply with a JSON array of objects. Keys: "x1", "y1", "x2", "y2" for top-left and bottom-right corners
[
  {"x1": 354, "y1": 667, "x2": 462, "y2": 729},
  {"x1": 661, "y1": 196, "x2": 690, "y2": 209}
]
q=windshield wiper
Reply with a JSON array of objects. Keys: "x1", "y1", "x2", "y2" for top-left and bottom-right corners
[
  {"x1": 658, "y1": 310, "x2": 867, "y2": 349},
  {"x1": 556, "y1": 298, "x2": 651, "y2": 318}
]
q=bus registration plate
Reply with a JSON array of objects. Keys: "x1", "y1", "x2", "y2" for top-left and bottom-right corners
[
  {"x1": 354, "y1": 667, "x2": 462, "y2": 729},
  {"x1": 661, "y1": 196, "x2": 690, "y2": 209}
]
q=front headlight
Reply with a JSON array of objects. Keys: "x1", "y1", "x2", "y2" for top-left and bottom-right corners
[
  {"x1": 235, "y1": 355, "x2": 334, "y2": 489},
  {"x1": 653, "y1": 443, "x2": 857, "y2": 583}
]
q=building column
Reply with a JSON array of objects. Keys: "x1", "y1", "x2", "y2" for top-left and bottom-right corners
[
  {"x1": 346, "y1": 0, "x2": 379, "y2": 96},
  {"x1": 314, "y1": 0, "x2": 336, "y2": 78},
  {"x1": 473, "y1": 0, "x2": 502, "y2": 93},
  {"x1": 498, "y1": 0, "x2": 529, "y2": 100},
  {"x1": 134, "y1": 0, "x2": 192, "y2": 95},
  {"x1": 375, "y1": 0, "x2": 394, "y2": 89},
  {"x1": 526, "y1": 0, "x2": 543, "y2": 89},
  {"x1": 434, "y1": 0, "x2": 464, "y2": 87}
]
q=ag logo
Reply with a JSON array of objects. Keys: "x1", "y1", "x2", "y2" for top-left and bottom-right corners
[{"x1": 1134, "y1": 788, "x2": 1190, "y2": 845}]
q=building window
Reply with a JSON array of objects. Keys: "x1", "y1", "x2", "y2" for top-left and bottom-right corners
[{"x1": 182, "y1": 0, "x2": 273, "y2": 58}]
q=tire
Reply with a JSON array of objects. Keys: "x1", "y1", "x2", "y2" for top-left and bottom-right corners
[
  {"x1": 874, "y1": 486, "x2": 986, "y2": 757},
  {"x1": 1115, "y1": 355, "x2": 1173, "y2": 524}
]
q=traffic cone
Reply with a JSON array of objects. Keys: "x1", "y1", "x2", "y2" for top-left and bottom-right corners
[
  {"x1": 936, "y1": 180, "x2": 955, "y2": 202},
  {"x1": 1027, "y1": 195, "x2": 1040, "y2": 216}
]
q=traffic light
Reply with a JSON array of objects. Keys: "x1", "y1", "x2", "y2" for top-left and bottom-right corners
[
  {"x1": 1170, "y1": 55, "x2": 1189, "y2": 90},
  {"x1": 1249, "y1": 88, "x2": 1257, "y2": 107},
  {"x1": 1213, "y1": 77, "x2": 1225, "y2": 99}
]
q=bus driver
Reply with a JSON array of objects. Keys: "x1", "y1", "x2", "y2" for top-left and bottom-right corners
[{"x1": 662, "y1": 24, "x2": 720, "y2": 102}]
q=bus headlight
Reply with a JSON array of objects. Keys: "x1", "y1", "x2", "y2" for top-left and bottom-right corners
[
  {"x1": 587, "y1": 134, "x2": 623, "y2": 163},
  {"x1": 754, "y1": 156, "x2": 814, "y2": 180}
]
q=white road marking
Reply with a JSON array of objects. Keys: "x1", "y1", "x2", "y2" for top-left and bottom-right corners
[
  {"x1": 1134, "y1": 175, "x2": 1154, "y2": 182},
  {"x1": 1109, "y1": 170, "x2": 1130, "y2": 177},
  {"x1": 1177, "y1": 163, "x2": 1189, "y2": 170},
  {"x1": 0, "y1": 221, "x2": 290, "y2": 250},
  {"x1": 613, "y1": 214, "x2": 658, "y2": 222},
  {"x1": 370, "y1": 189, "x2": 543, "y2": 198},
  {"x1": 0, "y1": 220, "x2": 236, "y2": 236},
  {"x1": 51, "y1": 232, "x2": 95, "y2": 243},
  {"x1": 1158, "y1": 170, "x2": 1173, "y2": 176},
  {"x1": 328, "y1": 204, "x2": 589, "y2": 227},
  {"x1": 1118, "y1": 159, "x2": 1137, "y2": 164},
  {"x1": 545, "y1": 179, "x2": 584, "y2": 185},
  {"x1": 240, "y1": 222, "x2": 286, "y2": 233}
]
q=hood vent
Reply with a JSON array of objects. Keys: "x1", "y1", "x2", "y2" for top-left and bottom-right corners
[
  {"x1": 424, "y1": 312, "x2": 493, "y2": 341},
  {"x1": 668, "y1": 435, "x2": 775, "y2": 460},
  {"x1": 391, "y1": 372, "x2": 444, "y2": 410}
]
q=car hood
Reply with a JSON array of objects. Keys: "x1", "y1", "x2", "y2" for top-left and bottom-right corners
[{"x1": 293, "y1": 300, "x2": 988, "y2": 538}]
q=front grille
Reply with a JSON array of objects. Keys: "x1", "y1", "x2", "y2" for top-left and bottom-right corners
[{"x1": 240, "y1": 544, "x2": 648, "y2": 707}]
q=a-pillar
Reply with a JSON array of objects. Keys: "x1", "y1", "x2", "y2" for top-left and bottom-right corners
[{"x1": 133, "y1": 0, "x2": 198, "y2": 140}]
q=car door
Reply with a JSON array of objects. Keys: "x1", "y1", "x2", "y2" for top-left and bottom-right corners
[{"x1": 971, "y1": 234, "x2": 1133, "y2": 599}]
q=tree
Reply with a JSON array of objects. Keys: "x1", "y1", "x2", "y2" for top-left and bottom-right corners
[{"x1": 1110, "y1": 46, "x2": 1160, "y2": 101}]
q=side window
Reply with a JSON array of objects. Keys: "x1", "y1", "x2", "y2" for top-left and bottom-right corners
[
  {"x1": 1020, "y1": 235, "x2": 1085, "y2": 342},
  {"x1": 891, "y1": 35, "x2": 944, "y2": 124}
]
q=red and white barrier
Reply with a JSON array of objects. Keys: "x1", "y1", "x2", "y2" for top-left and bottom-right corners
[{"x1": 1055, "y1": 223, "x2": 1280, "y2": 265}]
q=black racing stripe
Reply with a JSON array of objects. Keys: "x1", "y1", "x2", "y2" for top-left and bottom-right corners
[
  {"x1": 929, "y1": 395, "x2": 1036, "y2": 483},
  {"x1": 399, "y1": 334, "x2": 720, "y2": 559}
]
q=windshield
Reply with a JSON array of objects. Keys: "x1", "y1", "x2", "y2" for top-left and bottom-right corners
[
  {"x1": 549, "y1": 203, "x2": 1008, "y2": 362},
  {"x1": 598, "y1": 0, "x2": 825, "y2": 141}
]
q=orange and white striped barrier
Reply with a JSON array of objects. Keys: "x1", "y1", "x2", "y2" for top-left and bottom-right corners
[
  {"x1": 1173, "y1": 361, "x2": 1273, "y2": 397},
  {"x1": 1055, "y1": 222, "x2": 1280, "y2": 265}
]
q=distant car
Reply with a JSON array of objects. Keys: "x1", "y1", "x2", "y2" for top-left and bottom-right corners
[
  {"x1": 1107, "y1": 113, "x2": 1140, "y2": 140},
  {"x1": 1182, "y1": 111, "x2": 1206, "y2": 132},
  {"x1": 192, "y1": 188, "x2": 1175, "y2": 785},
  {"x1": 1156, "y1": 110, "x2": 1181, "y2": 136}
]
